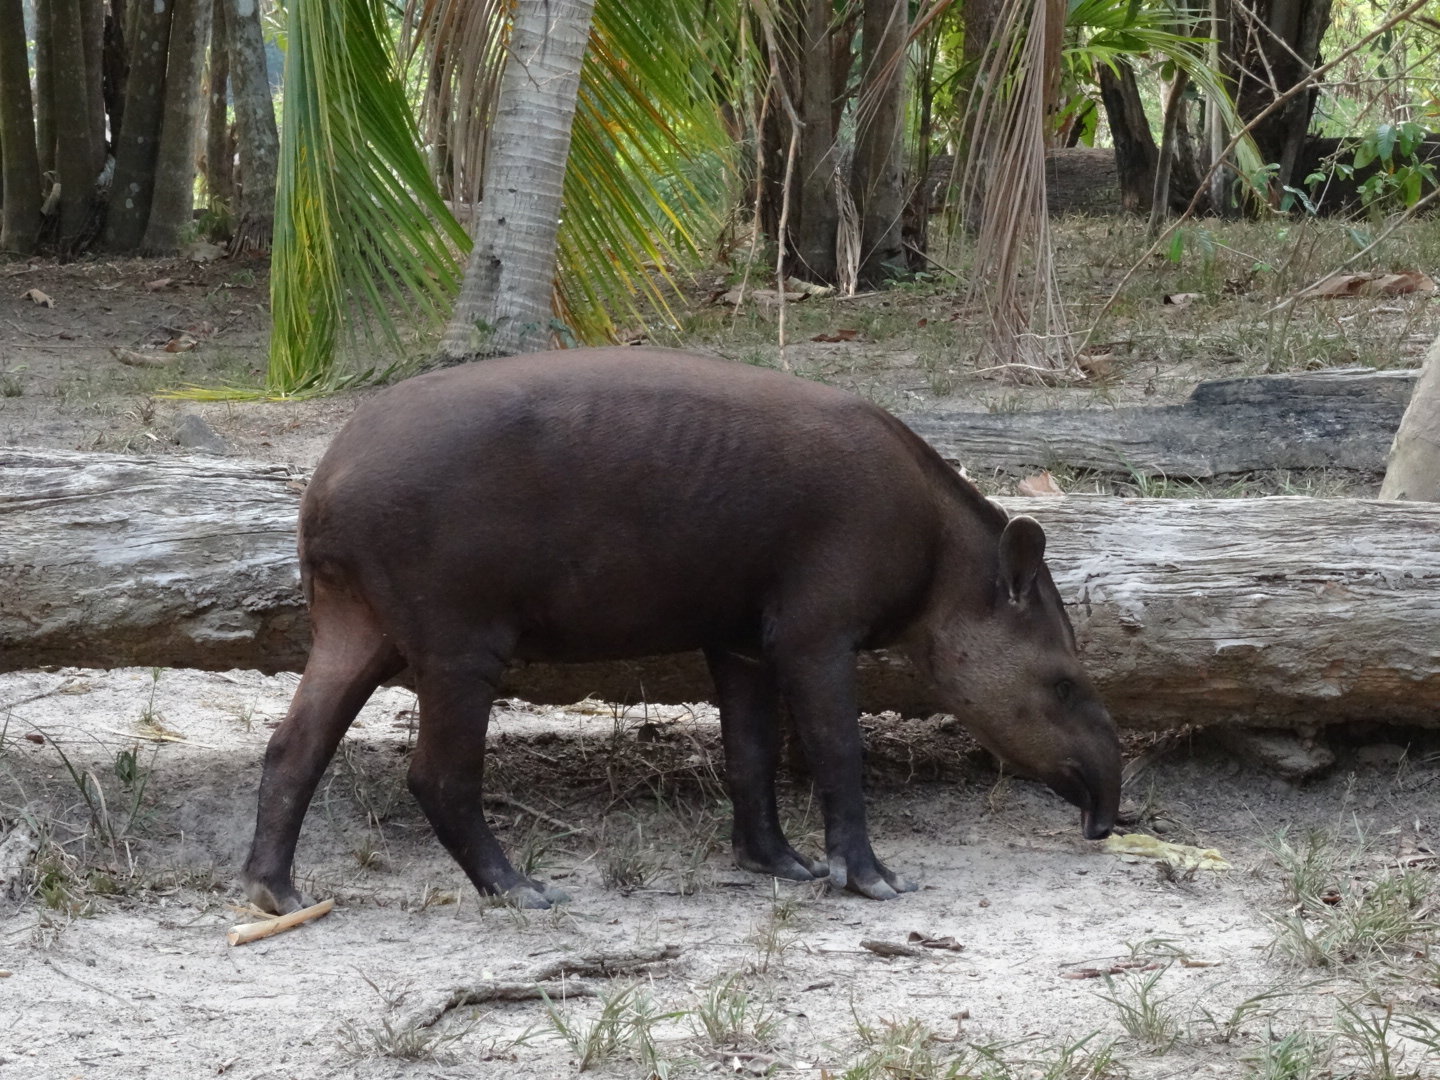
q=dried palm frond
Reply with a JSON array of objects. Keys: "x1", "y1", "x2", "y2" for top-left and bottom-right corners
[{"x1": 957, "y1": 0, "x2": 1073, "y2": 378}]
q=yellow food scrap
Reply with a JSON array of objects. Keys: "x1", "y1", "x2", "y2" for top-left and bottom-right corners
[{"x1": 1102, "y1": 833, "x2": 1231, "y2": 870}]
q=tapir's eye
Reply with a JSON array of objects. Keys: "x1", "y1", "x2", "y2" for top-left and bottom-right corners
[{"x1": 1054, "y1": 679, "x2": 1075, "y2": 705}]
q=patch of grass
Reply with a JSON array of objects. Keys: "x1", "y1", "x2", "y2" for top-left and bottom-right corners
[
  {"x1": 599, "y1": 817, "x2": 657, "y2": 893},
  {"x1": 1269, "y1": 869, "x2": 1437, "y2": 969},
  {"x1": 1242, "y1": 1028, "x2": 1328, "y2": 1080},
  {"x1": 543, "y1": 983, "x2": 685, "y2": 1075},
  {"x1": 690, "y1": 973, "x2": 779, "y2": 1049},
  {"x1": 1098, "y1": 966, "x2": 1180, "y2": 1051},
  {"x1": 747, "y1": 881, "x2": 802, "y2": 973},
  {"x1": 0, "y1": 374, "x2": 23, "y2": 397},
  {"x1": 334, "y1": 1013, "x2": 476, "y2": 1063}
]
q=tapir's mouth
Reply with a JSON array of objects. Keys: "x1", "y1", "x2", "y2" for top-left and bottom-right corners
[{"x1": 1081, "y1": 807, "x2": 1112, "y2": 841}]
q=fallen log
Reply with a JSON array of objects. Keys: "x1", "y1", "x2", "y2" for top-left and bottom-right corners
[
  {"x1": 3, "y1": 448, "x2": 1438, "y2": 730},
  {"x1": 903, "y1": 368, "x2": 1418, "y2": 479}
]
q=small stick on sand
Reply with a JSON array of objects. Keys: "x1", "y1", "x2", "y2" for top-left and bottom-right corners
[{"x1": 227, "y1": 898, "x2": 334, "y2": 947}]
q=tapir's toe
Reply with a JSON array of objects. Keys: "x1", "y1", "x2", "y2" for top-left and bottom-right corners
[
  {"x1": 827, "y1": 855, "x2": 916, "y2": 900},
  {"x1": 244, "y1": 877, "x2": 315, "y2": 916},
  {"x1": 735, "y1": 846, "x2": 829, "y2": 882},
  {"x1": 502, "y1": 881, "x2": 570, "y2": 910}
]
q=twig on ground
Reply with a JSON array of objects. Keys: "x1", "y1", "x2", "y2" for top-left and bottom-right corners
[{"x1": 483, "y1": 794, "x2": 587, "y2": 837}]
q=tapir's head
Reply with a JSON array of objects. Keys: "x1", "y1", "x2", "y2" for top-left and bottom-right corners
[{"x1": 919, "y1": 514, "x2": 1120, "y2": 840}]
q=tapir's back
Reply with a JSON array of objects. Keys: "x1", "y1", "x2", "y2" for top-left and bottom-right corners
[{"x1": 302, "y1": 349, "x2": 957, "y2": 661}]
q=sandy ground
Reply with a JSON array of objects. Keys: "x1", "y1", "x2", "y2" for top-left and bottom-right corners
[{"x1": 2, "y1": 667, "x2": 1437, "y2": 1079}]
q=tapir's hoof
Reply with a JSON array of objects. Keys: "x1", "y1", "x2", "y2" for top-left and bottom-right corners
[
  {"x1": 244, "y1": 878, "x2": 316, "y2": 916},
  {"x1": 736, "y1": 847, "x2": 828, "y2": 882},
  {"x1": 825, "y1": 856, "x2": 916, "y2": 900},
  {"x1": 502, "y1": 883, "x2": 571, "y2": 910}
]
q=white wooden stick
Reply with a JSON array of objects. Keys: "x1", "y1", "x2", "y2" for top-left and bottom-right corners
[{"x1": 226, "y1": 898, "x2": 334, "y2": 947}]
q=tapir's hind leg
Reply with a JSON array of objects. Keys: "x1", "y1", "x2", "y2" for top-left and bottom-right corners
[
  {"x1": 242, "y1": 580, "x2": 404, "y2": 915},
  {"x1": 407, "y1": 647, "x2": 569, "y2": 910},
  {"x1": 706, "y1": 648, "x2": 827, "y2": 882}
]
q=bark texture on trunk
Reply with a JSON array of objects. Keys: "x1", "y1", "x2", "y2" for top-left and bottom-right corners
[
  {"x1": 80, "y1": 0, "x2": 107, "y2": 171},
  {"x1": 791, "y1": 0, "x2": 839, "y2": 284},
  {"x1": 5, "y1": 449, "x2": 1440, "y2": 732},
  {"x1": 1225, "y1": 0, "x2": 1333, "y2": 186},
  {"x1": 1147, "y1": 71, "x2": 1190, "y2": 234},
  {"x1": 438, "y1": 0, "x2": 596, "y2": 361},
  {"x1": 225, "y1": 0, "x2": 277, "y2": 253},
  {"x1": 906, "y1": 369, "x2": 1416, "y2": 479},
  {"x1": 0, "y1": 0, "x2": 42, "y2": 253},
  {"x1": 205, "y1": 0, "x2": 233, "y2": 212},
  {"x1": 1097, "y1": 60, "x2": 1157, "y2": 214},
  {"x1": 103, "y1": 0, "x2": 172, "y2": 251},
  {"x1": 34, "y1": 0, "x2": 56, "y2": 176},
  {"x1": 851, "y1": 0, "x2": 907, "y2": 286},
  {"x1": 103, "y1": 0, "x2": 128, "y2": 163},
  {"x1": 142, "y1": 0, "x2": 212, "y2": 254},
  {"x1": 50, "y1": 0, "x2": 98, "y2": 250},
  {"x1": 1380, "y1": 331, "x2": 1440, "y2": 502}
]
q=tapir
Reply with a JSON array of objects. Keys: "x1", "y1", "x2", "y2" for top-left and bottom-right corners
[{"x1": 242, "y1": 348, "x2": 1120, "y2": 913}]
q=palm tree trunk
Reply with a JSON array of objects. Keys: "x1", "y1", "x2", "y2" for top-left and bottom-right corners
[
  {"x1": 80, "y1": 0, "x2": 107, "y2": 172},
  {"x1": 0, "y1": 0, "x2": 42, "y2": 253},
  {"x1": 439, "y1": 0, "x2": 597, "y2": 361},
  {"x1": 34, "y1": 0, "x2": 56, "y2": 176},
  {"x1": 792, "y1": 0, "x2": 838, "y2": 284},
  {"x1": 142, "y1": 0, "x2": 211, "y2": 254},
  {"x1": 51, "y1": 0, "x2": 99, "y2": 250},
  {"x1": 852, "y1": 0, "x2": 908, "y2": 286},
  {"x1": 103, "y1": 0, "x2": 129, "y2": 159},
  {"x1": 225, "y1": 0, "x2": 278, "y2": 254},
  {"x1": 103, "y1": 0, "x2": 172, "y2": 250},
  {"x1": 205, "y1": 0, "x2": 233, "y2": 212},
  {"x1": 1097, "y1": 60, "x2": 1157, "y2": 214}
]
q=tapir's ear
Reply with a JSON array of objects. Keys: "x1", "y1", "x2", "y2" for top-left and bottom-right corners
[{"x1": 998, "y1": 515, "x2": 1046, "y2": 604}]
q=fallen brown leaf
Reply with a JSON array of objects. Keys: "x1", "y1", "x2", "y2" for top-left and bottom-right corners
[
  {"x1": 144, "y1": 277, "x2": 173, "y2": 292},
  {"x1": 811, "y1": 328, "x2": 860, "y2": 343},
  {"x1": 21, "y1": 288, "x2": 53, "y2": 307},
  {"x1": 1365, "y1": 271, "x2": 1436, "y2": 296},
  {"x1": 1162, "y1": 292, "x2": 1201, "y2": 308},
  {"x1": 1078, "y1": 351, "x2": 1115, "y2": 379},
  {"x1": 163, "y1": 334, "x2": 198, "y2": 353},
  {"x1": 1018, "y1": 471, "x2": 1064, "y2": 497},
  {"x1": 861, "y1": 938, "x2": 925, "y2": 958},
  {"x1": 1062, "y1": 968, "x2": 1103, "y2": 980}
]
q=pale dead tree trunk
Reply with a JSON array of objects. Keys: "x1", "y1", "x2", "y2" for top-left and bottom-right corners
[
  {"x1": 1147, "y1": 70, "x2": 1190, "y2": 235},
  {"x1": 205, "y1": 0, "x2": 233, "y2": 212},
  {"x1": 50, "y1": 0, "x2": 98, "y2": 250},
  {"x1": 1379, "y1": 332, "x2": 1440, "y2": 501},
  {"x1": 225, "y1": 0, "x2": 277, "y2": 253},
  {"x1": 851, "y1": 0, "x2": 908, "y2": 286},
  {"x1": 0, "y1": 0, "x2": 42, "y2": 253},
  {"x1": 103, "y1": 0, "x2": 172, "y2": 250},
  {"x1": 142, "y1": 0, "x2": 212, "y2": 254},
  {"x1": 439, "y1": 0, "x2": 597, "y2": 361}
]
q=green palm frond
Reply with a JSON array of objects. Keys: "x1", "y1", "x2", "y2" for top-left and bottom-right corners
[
  {"x1": 266, "y1": 0, "x2": 470, "y2": 397},
  {"x1": 255, "y1": 0, "x2": 737, "y2": 395}
]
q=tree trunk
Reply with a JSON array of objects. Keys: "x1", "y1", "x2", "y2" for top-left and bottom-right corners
[
  {"x1": 205, "y1": 0, "x2": 233, "y2": 212},
  {"x1": 103, "y1": 0, "x2": 172, "y2": 251},
  {"x1": 791, "y1": 0, "x2": 839, "y2": 284},
  {"x1": 0, "y1": 0, "x2": 42, "y2": 253},
  {"x1": 906, "y1": 368, "x2": 1417, "y2": 478},
  {"x1": 80, "y1": 0, "x2": 106, "y2": 172},
  {"x1": 1147, "y1": 71, "x2": 1190, "y2": 234},
  {"x1": 1097, "y1": 60, "x2": 1157, "y2": 214},
  {"x1": 5, "y1": 448, "x2": 1439, "y2": 732},
  {"x1": 50, "y1": 0, "x2": 98, "y2": 250},
  {"x1": 103, "y1": 0, "x2": 128, "y2": 162},
  {"x1": 1226, "y1": 0, "x2": 1334, "y2": 186},
  {"x1": 437, "y1": 0, "x2": 596, "y2": 361},
  {"x1": 851, "y1": 0, "x2": 907, "y2": 286},
  {"x1": 34, "y1": 0, "x2": 56, "y2": 177},
  {"x1": 141, "y1": 0, "x2": 211, "y2": 254},
  {"x1": 1379, "y1": 331, "x2": 1440, "y2": 501},
  {"x1": 225, "y1": 0, "x2": 277, "y2": 254}
]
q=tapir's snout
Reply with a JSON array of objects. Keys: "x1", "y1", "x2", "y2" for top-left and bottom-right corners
[{"x1": 1070, "y1": 718, "x2": 1121, "y2": 841}]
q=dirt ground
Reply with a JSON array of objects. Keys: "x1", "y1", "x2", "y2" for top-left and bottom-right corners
[
  {"x1": 2, "y1": 667, "x2": 1439, "y2": 1079},
  {"x1": 2, "y1": 218, "x2": 1440, "y2": 1077}
]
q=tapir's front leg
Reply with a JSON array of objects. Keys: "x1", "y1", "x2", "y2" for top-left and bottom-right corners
[{"x1": 774, "y1": 644, "x2": 918, "y2": 900}]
